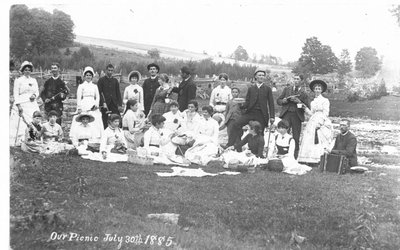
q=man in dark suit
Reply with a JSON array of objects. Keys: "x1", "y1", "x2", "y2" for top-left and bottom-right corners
[
  {"x1": 277, "y1": 74, "x2": 310, "y2": 159},
  {"x1": 143, "y1": 63, "x2": 160, "y2": 116},
  {"x1": 225, "y1": 68, "x2": 275, "y2": 147},
  {"x1": 330, "y1": 119, "x2": 358, "y2": 167},
  {"x1": 40, "y1": 62, "x2": 69, "y2": 125},
  {"x1": 97, "y1": 64, "x2": 122, "y2": 128},
  {"x1": 169, "y1": 66, "x2": 197, "y2": 112}
]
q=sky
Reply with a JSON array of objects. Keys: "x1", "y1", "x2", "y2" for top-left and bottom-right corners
[{"x1": 14, "y1": 0, "x2": 400, "y2": 64}]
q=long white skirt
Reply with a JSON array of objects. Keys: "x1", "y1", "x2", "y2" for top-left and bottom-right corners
[{"x1": 9, "y1": 101, "x2": 39, "y2": 146}]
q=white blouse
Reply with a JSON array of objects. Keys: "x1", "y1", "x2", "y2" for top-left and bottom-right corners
[
  {"x1": 100, "y1": 126, "x2": 127, "y2": 153},
  {"x1": 70, "y1": 123, "x2": 98, "y2": 146},
  {"x1": 209, "y1": 85, "x2": 232, "y2": 107},
  {"x1": 181, "y1": 111, "x2": 202, "y2": 134},
  {"x1": 197, "y1": 117, "x2": 219, "y2": 145},
  {"x1": 13, "y1": 76, "x2": 39, "y2": 104},
  {"x1": 275, "y1": 133, "x2": 295, "y2": 158},
  {"x1": 163, "y1": 111, "x2": 185, "y2": 131},
  {"x1": 76, "y1": 81, "x2": 100, "y2": 111},
  {"x1": 123, "y1": 84, "x2": 144, "y2": 111},
  {"x1": 306, "y1": 95, "x2": 330, "y2": 117},
  {"x1": 122, "y1": 109, "x2": 145, "y2": 133}
]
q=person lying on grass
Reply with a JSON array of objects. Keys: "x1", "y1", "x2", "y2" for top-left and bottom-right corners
[
  {"x1": 100, "y1": 114, "x2": 127, "y2": 159},
  {"x1": 41, "y1": 110, "x2": 63, "y2": 143},
  {"x1": 21, "y1": 111, "x2": 43, "y2": 153},
  {"x1": 226, "y1": 120, "x2": 265, "y2": 158}
]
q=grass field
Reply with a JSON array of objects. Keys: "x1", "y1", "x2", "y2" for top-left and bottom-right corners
[{"x1": 10, "y1": 147, "x2": 400, "y2": 250}]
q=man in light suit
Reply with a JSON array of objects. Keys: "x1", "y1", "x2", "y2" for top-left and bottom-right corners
[
  {"x1": 225, "y1": 68, "x2": 275, "y2": 147},
  {"x1": 277, "y1": 74, "x2": 310, "y2": 159}
]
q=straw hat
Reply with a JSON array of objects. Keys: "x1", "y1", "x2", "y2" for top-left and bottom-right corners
[
  {"x1": 309, "y1": 80, "x2": 328, "y2": 93},
  {"x1": 75, "y1": 113, "x2": 95, "y2": 123}
]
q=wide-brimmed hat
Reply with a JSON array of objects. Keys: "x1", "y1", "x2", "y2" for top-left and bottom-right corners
[
  {"x1": 147, "y1": 63, "x2": 160, "y2": 72},
  {"x1": 218, "y1": 73, "x2": 229, "y2": 81},
  {"x1": 20, "y1": 61, "x2": 33, "y2": 72},
  {"x1": 83, "y1": 66, "x2": 95, "y2": 77},
  {"x1": 75, "y1": 113, "x2": 95, "y2": 123},
  {"x1": 309, "y1": 79, "x2": 327, "y2": 93},
  {"x1": 128, "y1": 70, "x2": 142, "y2": 81}
]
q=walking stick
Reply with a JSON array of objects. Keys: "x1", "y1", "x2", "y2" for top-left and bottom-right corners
[{"x1": 265, "y1": 126, "x2": 273, "y2": 158}]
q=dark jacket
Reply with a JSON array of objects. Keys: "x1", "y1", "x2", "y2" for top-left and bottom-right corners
[
  {"x1": 331, "y1": 131, "x2": 358, "y2": 167},
  {"x1": 97, "y1": 75, "x2": 122, "y2": 112},
  {"x1": 235, "y1": 134, "x2": 265, "y2": 158},
  {"x1": 277, "y1": 85, "x2": 309, "y2": 122},
  {"x1": 142, "y1": 77, "x2": 160, "y2": 114},
  {"x1": 243, "y1": 83, "x2": 275, "y2": 123},
  {"x1": 223, "y1": 99, "x2": 242, "y2": 125},
  {"x1": 40, "y1": 77, "x2": 69, "y2": 112},
  {"x1": 171, "y1": 76, "x2": 196, "y2": 112}
]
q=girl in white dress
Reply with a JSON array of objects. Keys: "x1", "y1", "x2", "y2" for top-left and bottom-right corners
[
  {"x1": 297, "y1": 80, "x2": 333, "y2": 165},
  {"x1": 123, "y1": 71, "x2": 144, "y2": 112},
  {"x1": 70, "y1": 66, "x2": 103, "y2": 140},
  {"x1": 122, "y1": 99, "x2": 147, "y2": 149},
  {"x1": 10, "y1": 61, "x2": 40, "y2": 146}
]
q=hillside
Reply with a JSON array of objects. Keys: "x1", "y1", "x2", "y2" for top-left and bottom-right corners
[{"x1": 75, "y1": 35, "x2": 291, "y2": 73}]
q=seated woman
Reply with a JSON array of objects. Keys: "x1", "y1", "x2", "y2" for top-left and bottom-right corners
[
  {"x1": 100, "y1": 114, "x2": 127, "y2": 159},
  {"x1": 21, "y1": 111, "x2": 43, "y2": 153},
  {"x1": 184, "y1": 105, "x2": 220, "y2": 165},
  {"x1": 122, "y1": 99, "x2": 148, "y2": 149},
  {"x1": 221, "y1": 121, "x2": 268, "y2": 167},
  {"x1": 69, "y1": 112, "x2": 100, "y2": 154},
  {"x1": 143, "y1": 114, "x2": 176, "y2": 156},
  {"x1": 271, "y1": 119, "x2": 312, "y2": 175},
  {"x1": 41, "y1": 110, "x2": 63, "y2": 143},
  {"x1": 176, "y1": 100, "x2": 201, "y2": 139},
  {"x1": 163, "y1": 101, "x2": 184, "y2": 133}
]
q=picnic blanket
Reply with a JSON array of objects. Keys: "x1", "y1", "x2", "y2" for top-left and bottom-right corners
[{"x1": 156, "y1": 167, "x2": 240, "y2": 177}]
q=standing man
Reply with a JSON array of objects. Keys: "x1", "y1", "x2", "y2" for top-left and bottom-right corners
[
  {"x1": 143, "y1": 63, "x2": 160, "y2": 116},
  {"x1": 169, "y1": 66, "x2": 197, "y2": 112},
  {"x1": 40, "y1": 62, "x2": 69, "y2": 125},
  {"x1": 329, "y1": 119, "x2": 358, "y2": 167},
  {"x1": 225, "y1": 68, "x2": 275, "y2": 148},
  {"x1": 97, "y1": 64, "x2": 122, "y2": 129},
  {"x1": 277, "y1": 74, "x2": 310, "y2": 159}
]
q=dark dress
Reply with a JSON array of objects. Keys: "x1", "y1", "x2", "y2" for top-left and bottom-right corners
[
  {"x1": 234, "y1": 134, "x2": 265, "y2": 158},
  {"x1": 142, "y1": 77, "x2": 160, "y2": 115},
  {"x1": 40, "y1": 77, "x2": 69, "y2": 125},
  {"x1": 97, "y1": 75, "x2": 122, "y2": 128},
  {"x1": 150, "y1": 87, "x2": 171, "y2": 118}
]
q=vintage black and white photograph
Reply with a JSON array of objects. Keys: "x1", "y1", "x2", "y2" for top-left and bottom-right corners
[{"x1": 8, "y1": 0, "x2": 400, "y2": 249}]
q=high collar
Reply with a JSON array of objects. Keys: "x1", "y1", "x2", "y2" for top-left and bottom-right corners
[
  {"x1": 150, "y1": 75, "x2": 157, "y2": 80},
  {"x1": 341, "y1": 131, "x2": 349, "y2": 136}
]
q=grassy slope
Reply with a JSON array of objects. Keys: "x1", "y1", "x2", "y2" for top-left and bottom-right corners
[{"x1": 10, "y1": 148, "x2": 400, "y2": 249}]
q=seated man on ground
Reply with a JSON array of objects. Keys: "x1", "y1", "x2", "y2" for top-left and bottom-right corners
[
  {"x1": 328, "y1": 119, "x2": 358, "y2": 167},
  {"x1": 100, "y1": 114, "x2": 127, "y2": 159},
  {"x1": 21, "y1": 111, "x2": 43, "y2": 153}
]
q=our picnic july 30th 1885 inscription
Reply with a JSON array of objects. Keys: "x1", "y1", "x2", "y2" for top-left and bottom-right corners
[{"x1": 49, "y1": 232, "x2": 175, "y2": 249}]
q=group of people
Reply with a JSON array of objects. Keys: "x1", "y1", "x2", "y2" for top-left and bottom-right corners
[{"x1": 9, "y1": 60, "x2": 358, "y2": 173}]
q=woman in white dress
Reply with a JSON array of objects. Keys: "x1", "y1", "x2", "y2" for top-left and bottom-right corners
[
  {"x1": 209, "y1": 73, "x2": 232, "y2": 114},
  {"x1": 123, "y1": 71, "x2": 144, "y2": 112},
  {"x1": 297, "y1": 80, "x2": 333, "y2": 165},
  {"x1": 10, "y1": 61, "x2": 40, "y2": 146},
  {"x1": 185, "y1": 105, "x2": 220, "y2": 165},
  {"x1": 69, "y1": 66, "x2": 103, "y2": 140},
  {"x1": 122, "y1": 99, "x2": 147, "y2": 149}
]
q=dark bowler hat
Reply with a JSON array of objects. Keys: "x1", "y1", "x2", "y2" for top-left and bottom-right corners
[
  {"x1": 309, "y1": 79, "x2": 328, "y2": 93},
  {"x1": 147, "y1": 63, "x2": 160, "y2": 72}
]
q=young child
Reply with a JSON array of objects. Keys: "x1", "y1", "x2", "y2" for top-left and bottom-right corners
[
  {"x1": 21, "y1": 111, "x2": 43, "y2": 153},
  {"x1": 100, "y1": 114, "x2": 127, "y2": 159},
  {"x1": 41, "y1": 110, "x2": 63, "y2": 142}
]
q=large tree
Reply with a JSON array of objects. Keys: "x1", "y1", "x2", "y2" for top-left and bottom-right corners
[
  {"x1": 292, "y1": 37, "x2": 338, "y2": 77},
  {"x1": 337, "y1": 49, "x2": 353, "y2": 76},
  {"x1": 10, "y1": 5, "x2": 75, "y2": 60},
  {"x1": 355, "y1": 47, "x2": 381, "y2": 77},
  {"x1": 233, "y1": 45, "x2": 249, "y2": 61}
]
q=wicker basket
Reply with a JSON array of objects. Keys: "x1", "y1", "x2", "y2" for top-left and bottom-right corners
[{"x1": 127, "y1": 149, "x2": 154, "y2": 166}]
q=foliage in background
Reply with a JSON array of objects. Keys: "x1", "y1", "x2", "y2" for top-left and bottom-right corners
[
  {"x1": 10, "y1": 5, "x2": 75, "y2": 61},
  {"x1": 292, "y1": 37, "x2": 339, "y2": 78},
  {"x1": 355, "y1": 47, "x2": 382, "y2": 78},
  {"x1": 337, "y1": 49, "x2": 353, "y2": 87},
  {"x1": 390, "y1": 4, "x2": 400, "y2": 27},
  {"x1": 147, "y1": 48, "x2": 161, "y2": 59},
  {"x1": 233, "y1": 45, "x2": 249, "y2": 61}
]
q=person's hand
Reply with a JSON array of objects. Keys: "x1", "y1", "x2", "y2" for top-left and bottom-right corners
[
  {"x1": 103, "y1": 103, "x2": 108, "y2": 109},
  {"x1": 30, "y1": 94, "x2": 36, "y2": 101},
  {"x1": 60, "y1": 93, "x2": 65, "y2": 99},
  {"x1": 270, "y1": 118, "x2": 275, "y2": 125},
  {"x1": 219, "y1": 124, "x2": 226, "y2": 130},
  {"x1": 45, "y1": 98, "x2": 51, "y2": 103}
]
